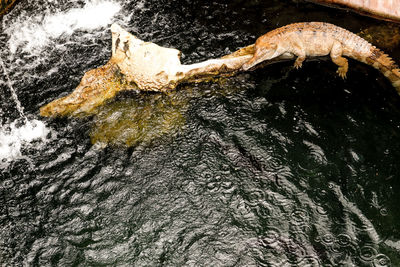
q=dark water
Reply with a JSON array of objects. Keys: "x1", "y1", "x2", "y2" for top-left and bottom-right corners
[{"x1": 1, "y1": 0, "x2": 400, "y2": 266}]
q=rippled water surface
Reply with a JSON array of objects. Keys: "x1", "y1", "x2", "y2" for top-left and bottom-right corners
[{"x1": 1, "y1": 0, "x2": 400, "y2": 266}]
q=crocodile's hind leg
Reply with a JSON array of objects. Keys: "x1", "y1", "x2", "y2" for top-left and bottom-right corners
[
  {"x1": 330, "y1": 41, "x2": 348, "y2": 79},
  {"x1": 292, "y1": 44, "x2": 306, "y2": 69}
]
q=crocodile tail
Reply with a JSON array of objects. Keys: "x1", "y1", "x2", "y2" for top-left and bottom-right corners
[{"x1": 366, "y1": 47, "x2": 400, "y2": 95}]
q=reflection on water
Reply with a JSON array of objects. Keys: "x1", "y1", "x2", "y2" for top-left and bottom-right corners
[
  {"x1": 1, "y1": 0, "x2": 400, "y2": 266},
  {"x1": 358, "y1": 23, "x2": 400, "y2": 50},
  {"x1": 90, "y1": 78, "x2": 245, "y2": 146},
  {"x1": 91, "y1": 91, "x2": 189, "y2": 146}
]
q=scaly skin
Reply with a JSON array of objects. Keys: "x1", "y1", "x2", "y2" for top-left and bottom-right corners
[{"x1": 242, "y1": 22, "x2": 400, "y2": 94}]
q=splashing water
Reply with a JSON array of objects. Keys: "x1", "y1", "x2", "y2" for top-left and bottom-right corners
[
  {"x1": 0, "y1": 1, "x2": 122, "y2": 164},
  {"x1": 0, "y1": 119, "x2": 49, "y2": 163},
  {"x1": 0, "y1": 0, "x2": 122, "y2": 165},
  {"x1": 6, "y1": 0, "x2": 121, "y2": 54},
  {"x1": 0, "y1": 56, "x2": 25, "y2": 119},
  {"x1": 0, "y1": 55, "x2": 49, "y2": 165}
]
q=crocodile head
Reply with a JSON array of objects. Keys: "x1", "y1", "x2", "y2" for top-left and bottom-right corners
[{"x1": 242, "y1": 43, "x2": 278, "y2": 71}]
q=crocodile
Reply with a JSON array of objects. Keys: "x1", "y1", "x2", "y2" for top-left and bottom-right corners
[{"x1": 242, "y1": 22, "x2": 400, "y2": 94}]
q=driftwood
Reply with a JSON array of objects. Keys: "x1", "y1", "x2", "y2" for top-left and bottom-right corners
[{"x1": 40, "y1": 24, "x2": 295, "y2": 117}]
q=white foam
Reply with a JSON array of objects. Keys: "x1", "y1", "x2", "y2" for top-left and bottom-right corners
[
  {"x1": 0, "y1": 119, "x2": 50, "y2": 163},
  {"x1": 7, "y1": 0, "x2": 121, "y2": 53}
]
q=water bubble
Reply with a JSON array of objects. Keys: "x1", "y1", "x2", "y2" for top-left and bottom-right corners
[
  {"x1": 2, "y1": 179, "x2": 15, "y2": 189},
  {"x1": 380, "y1": 208, "x2": 388, "y2": 216},
  {"x1": 254, "y1": 205, "x2": 271, "y2": 219},
  {"x1": 260, "y1": 228, "x2": 280, "y2": 245},
  {"x1": 299, "y1": 224, "x2": 312, "y2": 234},
  {"x1": 299, "y1": 256, "x2": 321, "y2": 266},
  {"x1": 249, "y1": 189, "x2": 264, "y2": 199},
  {"x1": 330, "y1": 250, "x2": 351, "y2": 266},
  {"x1": 206, "y1": 182, "x2": 218, "y2": 191},
  {"x1": 373, "y1": 254, "x2": 391, "y2": 267},
  {"x1": 316, "y1": 205, "x2": 328, "y2": 215},
  {"x1": 290, "y1": 209, "x2": 308, "y2": 225},
  {"x1": 286, "y1": 241, "x2": 306, "y2": 264},
  {"x1": 321, "y1": 234, "x2": 334, "y2": 245},
  {"x1": 336, "y1": 234, "x2": 351, "y2": 247},
  {"x1": 221, "y1": 181, "x2": 232, "y2": 189},
  {"x1": 359, "y1": 245, "x2": 377, "y2": 262},
  {"x1": 328, "y1": 182, "x2": 335, "y2": 189},
  {"x1": 17, "y1": 183, "x2": 29, "y2": 195},
  {"x1": 221, "y1": 164, "x2": 230, "y2": 172},
  {"x1": 247, "y1": 189, "x2": 265, "y2": 207},
  {"x1": 312, "y1": 189, "x2": 329, "y2": 204}
]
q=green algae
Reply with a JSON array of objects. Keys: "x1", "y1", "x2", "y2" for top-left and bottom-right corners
[
  {"x1": 89, "y1": 77, "x2": 247, "y2": 147},
  {"x1": 90, "y1": 91, "x2": 188, "y2": 146}
]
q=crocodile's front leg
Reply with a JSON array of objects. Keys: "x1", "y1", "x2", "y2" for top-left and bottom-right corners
[{"x1": 330, "y1": 41, "x2": 348, "y2": 79}]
